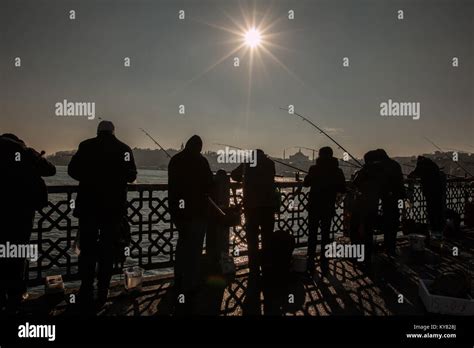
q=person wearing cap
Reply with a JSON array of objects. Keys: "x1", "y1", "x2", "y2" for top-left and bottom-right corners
[
  {"x1": 303, "y1": 146, "x2": 346, "y2": 275},
  {"x1": 68, "y1": 121, "x2": 137, "y2": 309}
]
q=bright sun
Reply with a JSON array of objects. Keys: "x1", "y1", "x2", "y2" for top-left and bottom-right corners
[{"x1": 244, "y1": 27, "x2": 261, "y2": 48}]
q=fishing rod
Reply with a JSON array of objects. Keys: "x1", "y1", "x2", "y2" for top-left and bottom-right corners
[
  {"x1": 399, "y1": 162, "x2": 463, "y2": 179},
  {"x1": 140, "y1": 128, "x2": 172, "y2": 158},
  {"x1": 280, "y1": 107, "x2": 363, "y2": 168},
  {"x1": 213, "y1": 142, "x2": 243, "y2": 150},
  {"x1": 139, "y1": 131, "x2": 229, "y2": 214},
  {"x1": 423, "y1": 137, "x2": 473, "y2": 177},
  {"x1": 215, "y1": 142, "x2": 357, "y2": 175},
  {"x1": 291, "y1": 145, "x2": 360, "y2": 170},
  {"x1": 447, "y1": 147, "x2": 472, "y2": 154},
  {"x1": 214, "y1": 142, "x2": 308, "y2": 174}
]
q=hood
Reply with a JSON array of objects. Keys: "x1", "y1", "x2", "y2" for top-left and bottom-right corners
[{"x1": 184, "y1": 135, "x2": 203, "y2": 154}]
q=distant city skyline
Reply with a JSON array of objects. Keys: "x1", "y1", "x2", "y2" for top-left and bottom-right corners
[{"x1": 1, "y1": 0, "x2": 472, "y2": 158}]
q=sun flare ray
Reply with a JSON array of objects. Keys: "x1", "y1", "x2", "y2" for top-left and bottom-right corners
[{"x1": 170, "y1": 4, "x2": 307, "y2": 100}]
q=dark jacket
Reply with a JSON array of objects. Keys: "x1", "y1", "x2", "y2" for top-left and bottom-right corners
[
  {"x1": 168, "y1": 145, "x2": 213, "y2": 221},
  {"x1": 304, "y1": 157, "x2": 346, "y2": 214},
  {"x1": 381, "y1": 158, "x2": 405, "y2": 200},
  {"x1": 353, "y1": 159, "x2": 387, "y2": 216},
  {"x1": 231, "y1": 152, "x2": 276, "y2": 209},
  {"x1": 0, "y1": 135, "x2": 56, "y2": 212},
  {"x1": 68, "y1": 133, "x2": 137, "y2": 218},
  {"x1": 212, "y1": 170, "x2": 230, "y2": 208},
  {"x1": 408, "y1": 157, "x2": 446, "y2": 200}
]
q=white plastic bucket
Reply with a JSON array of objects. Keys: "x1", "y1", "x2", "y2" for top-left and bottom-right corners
[
  {"x1": 124, "y1": 266, "x2": 144, "y2": 291},
  {"x1": 45, "y1": 275, "x2": 65, "y2": 294}
]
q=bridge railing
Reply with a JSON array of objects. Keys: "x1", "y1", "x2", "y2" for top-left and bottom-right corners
[{"x1": 27, "y1": 178, "x2": 473, "y2": 286}]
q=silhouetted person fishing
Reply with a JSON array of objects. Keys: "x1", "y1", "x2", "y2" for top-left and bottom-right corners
[
  {"x1": 351, "y1": 150, "x2": 386, "y2": 270},
  {"x1": 408, "y1": 156, "x2": 446, "y2": 238},
  {"x1": 68, "y1": 121, "x2": 137, "y2": 309},
  {"x1": 303, "y1": 146, "x2": 346, "y2": 275},
  {"x1": 0, "y1": 133, "x2": 56, "y2": 314},
  {"x1": 168, "y1": 135, "x2": 213, "y2": 312},
  {"x1": 231, "y1": 149, "x2": 276, "y2": 277},
  {"x1": 375, "y1": 149, "x2": 405, "y2": 257}
]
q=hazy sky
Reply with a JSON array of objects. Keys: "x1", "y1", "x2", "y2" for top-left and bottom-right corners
[{"x1": 1, "y1": 0, "x2": 472, "y2": 158}]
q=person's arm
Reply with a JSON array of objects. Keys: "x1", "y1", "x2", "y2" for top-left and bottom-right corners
[
  {"x1": 352, "y1": 168, "x2": 363, "y2": 188},
  {"x1": 68, "y1": 144, "x2": 84, "y2": 181},
  {"x1": 167, "y1": 157, "x2": 179, "y2": 218},
  {"x1": 336, "y1": 168, "x2": 347, "y2": 193},
  {"x1": 38, "y1": 157, "x2": 56, "y2": 177},
  {"x1": 407, "y1": 164, "x2": 421, "y2": 179},
  {"x1": 124, "y1": 147, "x2": 137, "y2": 183},
  {"x1": 204, "y1": 158, "x2": 214, "y2": 194},
  {"x1": 230, "y1": 163, "x2": 244, "y2": 182},
  {"x1": 395, "y1": 163, "x2": 406, "y2": 198},
  {"x1": 25, "y1": 147, "x2": 56, "y2": 177},
  {"x1": 303, "y1": 165, "x2": 315, "y2": 187}
]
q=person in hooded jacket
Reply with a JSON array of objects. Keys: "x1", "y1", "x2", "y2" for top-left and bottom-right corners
[
  {"x1": 231, "y1": 149, "x2": 276, "y2": 277},
  {"x1": 375, "y1": 149, "x2": 405, "y2": 256},
  {"x1": 351, "y1": 150, "x2": 388, "y2": 270},
  {"x1": 408, "y1": 156, "x2": 446, "y2": 237},
  {"x1": 168, "y1": 135, "x2": 213, "y2": 308},
  {"x1": 0, "y1": 133, "x2": 56, "y2": 314},
  {"x1": 303, "y1": 146, "x2": 346, "y2": 274}
]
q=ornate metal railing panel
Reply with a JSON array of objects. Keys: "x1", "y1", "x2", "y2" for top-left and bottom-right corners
[{"x1": 27, "y1": 179, "x2": 473, "y2": 286}]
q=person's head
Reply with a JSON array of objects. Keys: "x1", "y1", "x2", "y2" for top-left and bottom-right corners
[
  {"x1": 97, "y1": 120, "x2": 115, "y2": 135},
  {"x1": 318, "y1": 146, "x2": 333, "y2": 159},
  {"x1": 215, "y1": 169, "x2": 227, "y2": 179},
  {"x1": 1, "y1": 133, "x2": 25, "y2": 145},
  {"x1": 364, "y1": 150, "x2": 378, "y2": 164},
  {"x1": 185, "y1": 135, "x2": 203, "y2": 154},
  {"x1": 416, "y1": 155, "x2": 431, "y2": 168},
  {"x1": 375, "y1": 148, "x2": 389, "y2": 161},
  {"x1": 417, "y1": 155, "x2": 437, "y2": 168}
]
